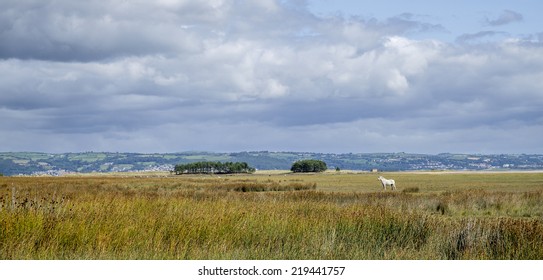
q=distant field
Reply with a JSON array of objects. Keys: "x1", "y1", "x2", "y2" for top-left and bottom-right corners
[{"x1": 1, "y1": 171, "x2": 542, "y2": 259}]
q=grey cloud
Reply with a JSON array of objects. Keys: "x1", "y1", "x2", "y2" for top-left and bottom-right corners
[
  {"x1": 0, "y1": 1, "x2": 223, "y2": 61},
  {"x1": 0, "y1": 0, "x2": 323, "y2": 62},
  {"x1": 384, "y1": 13, "x2": 446, "y2": 35},
  {"x1": 486, "y1": 9, "x2": 523, "y2": 26},
  {"x1": 455, "y1": 31, "x2": 508, "y2": 43}
]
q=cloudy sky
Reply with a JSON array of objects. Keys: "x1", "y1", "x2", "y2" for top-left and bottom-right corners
[{"x1": 1, "y1": 0, "x2": 542, "y2": 154}]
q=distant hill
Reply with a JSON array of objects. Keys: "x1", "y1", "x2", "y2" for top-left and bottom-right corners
[{"x1": 1, "y1": 151, "x2": 542, "y2": 176}]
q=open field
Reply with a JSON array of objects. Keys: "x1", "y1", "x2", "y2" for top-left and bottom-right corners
[{"x1": 1, "y1": 172, "x2": 543, "y2": 259}]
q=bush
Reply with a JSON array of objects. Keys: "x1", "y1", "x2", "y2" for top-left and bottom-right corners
[
  {"x1": 402, "y1": 187, "x2": 419, "y2": 193},
  {"x1": 291, "y1": 159, "x2": 327, "y2": 173}
]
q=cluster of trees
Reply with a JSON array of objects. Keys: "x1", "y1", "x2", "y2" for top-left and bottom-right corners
[
  {"x1": 174, "y1": 161, "x2": 255, "y2": 175},
  {"x1": 290, "y1": 159, "x2": 328, "y2": 173}
]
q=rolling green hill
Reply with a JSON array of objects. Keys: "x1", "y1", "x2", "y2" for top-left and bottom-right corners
[{"x1": 1, "y1": 151, "x2": 542, "y2": 176}]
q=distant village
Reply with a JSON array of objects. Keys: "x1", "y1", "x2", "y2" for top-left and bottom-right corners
[{"x1": 28, "y1": 164, "x2": 175, "y2": 177}]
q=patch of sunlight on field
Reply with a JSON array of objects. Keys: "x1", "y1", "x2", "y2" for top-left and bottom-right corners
[
  {"x1": 58, "y1": 170, "x2": 543, "y2": 193},
  {"x1": 246, "y1": 171, "x2": 543, "y2": 193}
]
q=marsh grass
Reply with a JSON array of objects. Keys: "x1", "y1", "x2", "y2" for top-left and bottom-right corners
[{"x1": 1, "y1": 173, "x2": 543, "y2": 259}]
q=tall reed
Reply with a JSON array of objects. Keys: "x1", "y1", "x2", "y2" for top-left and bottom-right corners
[{"x1": 1, "y1": 176, "x2": 542, "y2": 259}]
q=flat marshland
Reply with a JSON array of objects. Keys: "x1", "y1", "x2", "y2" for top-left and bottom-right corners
[{"x1": 1, "y1": 172, "x2": 543, "y2": 259}]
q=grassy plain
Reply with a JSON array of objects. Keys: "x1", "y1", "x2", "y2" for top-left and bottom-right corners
[{"x1": 1, "y1": 171, "x2": 543, "y2": 259}]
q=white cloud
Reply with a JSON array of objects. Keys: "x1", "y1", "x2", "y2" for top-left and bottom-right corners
[{"x1": 0, "y1": 0, "x2": 542, "y2": 153}]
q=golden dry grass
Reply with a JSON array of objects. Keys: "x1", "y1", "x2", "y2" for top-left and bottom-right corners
[{"x1": 1, "y1": 172, "x2": 542, "y2": 259}]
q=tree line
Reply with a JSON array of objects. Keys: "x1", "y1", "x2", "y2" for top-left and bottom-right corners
[
  {"x1": 290, "y1": 159, "x2": 327, "y2": 173},
  {"x1": 174, "y1": 161, "x2": 255, "y2": 175}
]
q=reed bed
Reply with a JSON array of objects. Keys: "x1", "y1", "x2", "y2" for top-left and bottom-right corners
[{"x1": 1, "y1": 174, "x2": 543, "y2": 259}]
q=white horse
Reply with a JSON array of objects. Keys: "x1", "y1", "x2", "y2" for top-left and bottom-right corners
[{"x1": 378, "y1": 176, "x2": 396, "y2": 191}]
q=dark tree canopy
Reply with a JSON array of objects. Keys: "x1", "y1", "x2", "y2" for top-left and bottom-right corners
[
  {"x1": 174, "y1": 161, "x2": 255, "y2": 175},
  {"x1": 290, "y1": 159, "x2": 327, "y2": 173}
]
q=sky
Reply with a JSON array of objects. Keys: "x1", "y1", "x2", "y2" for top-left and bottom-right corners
[{"x1": 1, "y1": 0, "x2": 542, "y2": 154}]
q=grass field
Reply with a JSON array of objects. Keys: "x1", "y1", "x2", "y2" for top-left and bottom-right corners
[{"x1": 1, "y1": 171, "x2": 542, "y2": 259}]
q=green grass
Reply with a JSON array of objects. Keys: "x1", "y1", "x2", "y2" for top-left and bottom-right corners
[
  {"x1": 67, "y1": 153, "x2": 107, "y2": 162},
  {"x1": 182, "y1": 155, "x2": 231, "y2": 161},
  {"x1": 1, "y1": 172, "x2": 543, "y2": 259}
]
